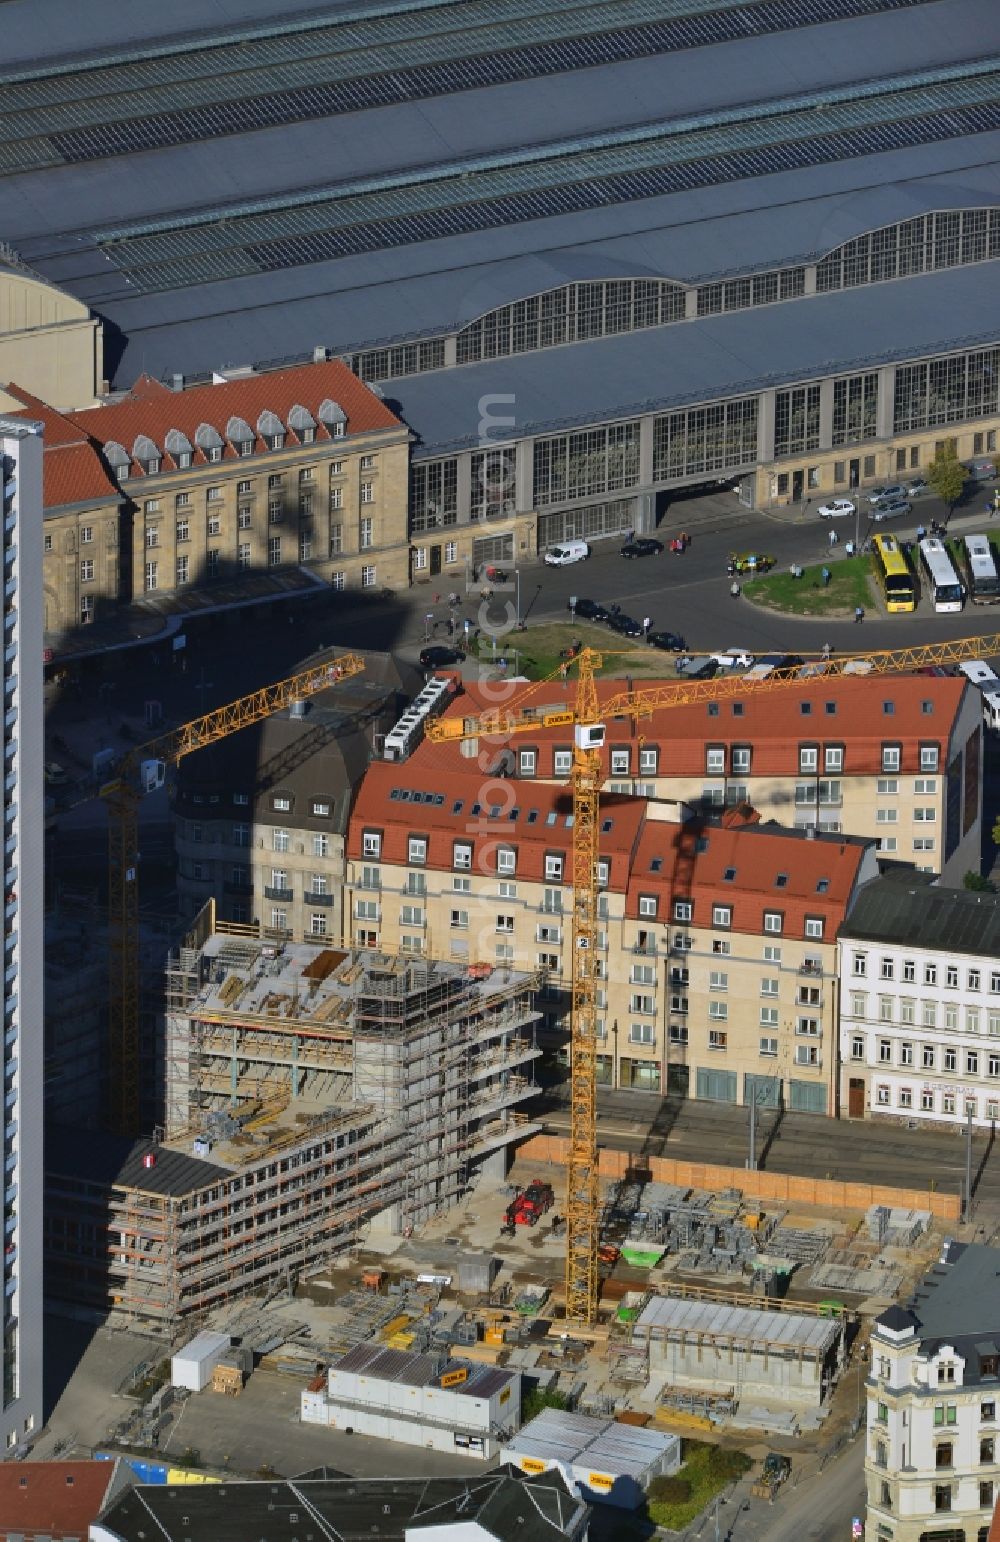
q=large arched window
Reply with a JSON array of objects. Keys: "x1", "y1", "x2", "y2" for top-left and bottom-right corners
[
  {"x1": 817, "y1": 207, "x2": 1000, "y2": 293},
  {"x1": 456, "y1": 278, "x2": 686, "y2": 364}
]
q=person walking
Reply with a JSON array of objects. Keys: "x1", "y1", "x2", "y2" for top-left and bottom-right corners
[
  {"x1": 854, "y1": 605, "x2": 865, "y2": 624},
  {"x1": 822, "y1": 641, "x2": 832, "y2": 660},
  {"x1": 828, "y1": 528, "x2": 838, "y2": 548},
  {"x1": 821, "y1": 565, "x2": 831, "y2": 587},
  {"x1": 642, "y1": 615, "x2": 651, "y2": 637},
  {"x1": 730, "y1": 580, "x2": 741, "y2": 598},
  {"x1": 916, "y1": 523, "x2": 926, "y2": 542}
]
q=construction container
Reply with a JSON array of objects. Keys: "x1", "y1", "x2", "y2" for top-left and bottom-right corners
[
  {"x1": 501, "y1": 1408, "x2": 680, "y2": 1509},
  {"x1": 171, "y1": 1331, "x2": 232, "y2": 1393},
  {"x1": 211, "y1": 1358, "x2": 245, "y2": 1397}
]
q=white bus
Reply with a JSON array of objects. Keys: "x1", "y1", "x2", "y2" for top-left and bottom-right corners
[
  {"x1": 963, "y1": 534, "x2": 1000, "y2": 605},
  {"x1": 918, "y1": 537, "x2": 964, "y2": 612}
]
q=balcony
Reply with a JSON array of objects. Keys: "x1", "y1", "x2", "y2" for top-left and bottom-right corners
[
  {"x1": 304, "y1": 891, "x2": 334, "y2": 908},
  {"x1": 798, "y1": 961, "x2": 825, "y2": 978},
  {"x1": 263, "y1": 885, "x2": 293, "y2": 902}
]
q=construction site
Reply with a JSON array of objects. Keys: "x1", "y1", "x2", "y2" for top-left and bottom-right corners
[{"x1": 45, "y1": 903, "x2": 541, "y2": 1328}]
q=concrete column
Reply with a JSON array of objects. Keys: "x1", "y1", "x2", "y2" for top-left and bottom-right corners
[
  {"x1": 639, "y1": 413, "x2": 655, "y2": 486},
  {"x1": 876, "y1": 366, "x2": 896, "y2": 442},
  {"x1": 515, "y1": 439, "x2": 534, "y2": 513},
  {"x1": 456, "y1": 452, "x2": 473, "y2": 523},
  {"x1": 803, "y1": 266, "x2": 818, "y2": 297},
  {"x1": 684, "y1": 287, "x2": 699, "y2": 320},
  {"x1": 443, "y1": 334, "x2": 458, "y2": 368},
  {"x1": 757, "y1": 390, "x2": 776, "y2": 465},
  {"x1": 818, "y1": 379, "x2": 835, "y2": 453}
]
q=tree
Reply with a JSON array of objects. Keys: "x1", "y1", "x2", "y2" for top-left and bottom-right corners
[
  {"x1": 925, "y1": 440, "x2": 966, "y2": 514},
  {"x1": 963, "y1": 871, "x2": 996, "y2": 893},
  {"x1": 521, "y1": 1386, "x2": 569, "y2": 1423},
  {"x1": 994, "y1": 813, "x2": 1000, "y2": 849}
]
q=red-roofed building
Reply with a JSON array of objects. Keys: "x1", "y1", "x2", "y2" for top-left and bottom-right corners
[
  {"x1": 5, "y1": 357, "x2": 410, "y2": 648},
  {"x1": 409, "y1": 672, "x2": 983, "y2": 885},
  {"x1": 0, "y1": 1458, "x2": 130, "y2": 1540},
  {"x1": 344, "y1": 761, "x2": 878, "y2": 1108}
]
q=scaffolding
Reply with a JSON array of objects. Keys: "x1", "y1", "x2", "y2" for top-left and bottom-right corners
[{"x1": 48, "y1": 913, "x2": 543, "y2": 1329}]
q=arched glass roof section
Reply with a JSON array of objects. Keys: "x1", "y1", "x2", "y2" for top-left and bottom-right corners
[
  {"x1": 816, "y1": 206, "x2": 1000, "y2": 292},
  {"x1": 225, "y1": 414, "x2": 254, "y2": 444},
  {"x1": 287, "y1": 404, "x2": 316, "y2": 431},
  {"x1": 256, "y1": 409, "x2": 284, "y2": 436},
  {"x1": 318, "y1": 399, "x2": 346, "y2": 431},
  {"x1": 164, "y1": 427, "x2": 192, "y2": 457},
  {"x1": 132, "y1": 432, "x2": 159, "y2": 463},
  {"x1": 456, "y1": 277, "x2": 687, "y2": 365},
  {"x1": 103, "y1": 439, "x2": 129, "y2": 469}
]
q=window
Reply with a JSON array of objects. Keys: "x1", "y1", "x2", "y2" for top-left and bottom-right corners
[
  {"x1": 796, "y1": 1043, "x2": 820, "y2": 1066},
  {"x1": 554, "y1": 750, "x2": 572, "y2": 776},
  {"x1": 611, "y1": 748, "x2": 630, "y2": 776},
  {"x1": 761, "y1": 977, "x2": 779, "y2": 997},
  {"x1": 876, "y1": 1084, "x2": 890, "y2": 1105},
  {"x1": 804, "y1": 917, "x2": 824, "y2": 940},
  {"x1": 760, "y1": 1006, "x2": 778, "y2": 1027},
  {"x1": 445, "y1": 540, "x2": 457, "y2": 563},
  {"x1": 708, "y1": 1029, "x2": 728, "y2": 1051},
  {"x1": 80, "y1": 593, "x2": 94, "y2": 623},
  {"x1": 900, "y1": 1041, "x2": 913, "y2": 1065},
  {"x1": 453, "y1": 876, "x2": 471, "y2": 894},
  {"x1": 851, "y1": 1034, "x2": 865, "y2": 1060},
  {"x1": 712, "y1": 905, "x2": 731, "y2": 928},
  {"x1": 983, "y1": 1402, "x2": 996, "y2": 1422},
  {"x1": 879, "y1": 1039, "x2": 892, "y2": 1063},
  {"x1": 705, "y1": 746, "x2": 726, "y2": 776},
  {"x1": 925, "y1": 963, "x2": 938, "y2": 985},
  {"x1": 360, "y1": 517, "x2": 374, "y2": 549},
  {"x1": 799, "y1": 745, "x2": 818, "y2": 772},
  {"x1": 237, "y1": 542, "x2": 251, "y2": 569},
  {"x1": 673, "y1": 900, "x2": 692, "y2": 922},
  {"x1": 145, "y1": 525, "x2": 159, "y2": 548},
  {"x1": 497, "y1": 847, "x2": 516, "y2": 875},
  {"x1": 362, "y1": 831, "x2": 381, "y2": 858},
  {"x1": 79, "y1": 558, "x2": 94, "y2": 582},
  {"x1": 175, "y1": 555, "x2": 189, "y2": 585},
  {"x1": 824, "y1": 745, "x2": 843, "y2": 772},
  {"x1": 640, "y1": 746, "x2": 659, "y2": 774},
  {"x1": 853, "y1": 953, "x2": 868, "y2": 977},
  {"x1": 238, "y1": 507, "x2": 252, "y2": 529},
  {"x1": 496, "y1": 915, "x2": 515, "y2": 933},
  {"x1": 545, "y1": 854, "x2": 563, "y2": 881},
  {"x1": 920, "y1": 745, "x2": 940, "y2": 771},
  {"x1": 969, "y1": 968, "x2": 981, "y2": 991},
  {"x1": 207, "y1": 512, "x2": 221, "y2": 536},
  {"x1": 669, "y1": 1024, "x2": 689, "y2": 1045},
  {"x1": 882, "y1": 744, "x2": 901, "y2": 772},
  {"x1": 935, "y1": 1442, "x2": 953, "y2": 1468},
  {"x1": 450, "y1": 909, "x2": 468, "y2": 930},
  {"x1": 355, "y1": 899, "x2": 379, "y2": 921},
  {"x1": 329, "y1": 486, "x2": 343, "y2": 511},
  {"x1": 914, "y1": 806, "x2": 936, "y2": 823},
  {"x1": 850, "y1": 992, "x2": 867, "y2": 1016},
  {"x1": 759, "y1": 1036, "x2": 778, "y2": 1057},
  {"x1": 299, "y1": 467, "x2": 315, "y2": 482},
  {"x1": 453, "y1": 842, "x2": 472, "y2": 871},
  {"x1": 361, "y1": 565, "x2": 376, "y2": 587},
  {"x1": 630, "y1": 1022, "x2": 654, "y2": 1045},
  {"x1": 710, "y1": 971, "x2": 729, "y2": 992},
  {"x1": 763, "y1": 944, "x2": 782, "y2": 964},
  {"x1": 268, "y1": 535, "x2": 281, "y2": 567},
  {"x1": 519, "y1": 749, "x2": 537, "y2": 776},
  {"x1": 639, "y1": 896, "x2": 658, "y2": 918},
  {"x1": 144, "y1": 560, "x2": 158, "y2": 591},
  {"x1": 709, "y1": 1001, "x2": 728, "y2": 1021},
  {"x1": 923, "y1": 1044, "x2": 936, "y2": 1069},
  {"x1": 408, "y1": 836, "x2": 427, "y2": 865}
]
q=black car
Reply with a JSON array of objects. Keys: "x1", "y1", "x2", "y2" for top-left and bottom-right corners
[
  {"x1": 607, "y1": 612, "x2": 643, "y2": 638},
  {"x1": 759, "y1": 651, "x2": 804, "y2": 678},
  {"x1": 572, "y1": 598, "x2": 611, "y2": 623},
  {"x1": 419, "y1": 645, "x2": 465, "y2": 670},
  {"x1": 647, "y1": 630, "x2": 687, "y2": 652},
  {"x1": 620, "y1": 538, "x2": 664, "y2": 558}
]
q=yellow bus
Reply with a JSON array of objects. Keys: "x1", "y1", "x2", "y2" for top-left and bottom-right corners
[{"x1": 871, "y1": 532, "x2": 915, "y2": 613}]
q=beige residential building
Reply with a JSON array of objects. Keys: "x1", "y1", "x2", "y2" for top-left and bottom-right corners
[
  {"x1": 5, "y1": 357, "x2": 411, "y2": 648},
  {"x1": 0, "y1": 259, "x2": 103, "y2": 412},
  {"x1": 344, "y1": 761, "x2": 877, "y2": 1114},
  {"x1": 431, "y1": 673, "x2": 983, "y2": 885}
]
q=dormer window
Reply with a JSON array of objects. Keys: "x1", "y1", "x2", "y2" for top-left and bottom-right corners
[
  {"x1": 267, "y1": 433, "x2": 284, "y2": 451},
  {"x1": 257, "y1": 410, "x2": 285, "y2": 453},
  {"x1": 133, "y1": 433, "x2": 161, "y2": 476},
  {"x1": 302, "y1": 426, "x2": 316, "y2": 443},
  {"x1": 178, "y1": 451, "x2": 192, "y2": 468},
  {"x1": 237, "y1": 439, "x2": 253, "y2": 457}
]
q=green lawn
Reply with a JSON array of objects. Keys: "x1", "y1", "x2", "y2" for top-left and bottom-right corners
[
  {"x1": 744, "y1": 556, "x2": 874, "y2": 617},
  {"x1": 647, "y1": 1441, "x2": 753, "y2": 1532},
  {"x1": 469, "y1": 620, "x2": 671, "y2": 681}
]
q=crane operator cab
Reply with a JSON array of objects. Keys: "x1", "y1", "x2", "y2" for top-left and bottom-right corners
[{"x1": 575, "y1": 723, "x2": 605, "y2": 751}]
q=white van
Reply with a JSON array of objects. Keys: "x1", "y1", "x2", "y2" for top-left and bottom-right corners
[{"x1": 544, "y1": 539, "x2": 590, "y2": 567}]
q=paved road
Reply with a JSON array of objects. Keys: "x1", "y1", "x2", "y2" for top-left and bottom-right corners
[
  {"x1": 722, "y1": 1439, "x2": 866, "y2": 1542},
  {"x1": 536, "y1": 1087, "x2": 1000, "y2": 1220}
]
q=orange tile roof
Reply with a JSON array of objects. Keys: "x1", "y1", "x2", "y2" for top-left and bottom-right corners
[
  {"x1": 69, "y1": 357, "x2": 403, "y2": 477},
  {"x1": 415, "y1": 673, "x2": 967, "y2": 779},
  {"x1": 348, "y1": 762, "x2": 645, "y2": 887},
  {"x1": 5, "y1": 384, "x2": 120, "y2": 507},
  {"x1": 0, "y1": 1460, "x2": 118, "y2": 1537},
  {"x1": 626, "y1": 816, "x2": 867, "y2": 937}
]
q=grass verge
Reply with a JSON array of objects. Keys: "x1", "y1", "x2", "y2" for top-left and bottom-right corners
[
  {"x1": 647, "y1": 1441, "x2": 753, "y2": 1532},
  {"x1": 469, "y1": 620, "x2": 669, "y2": 681},
  {"x1": 744, "y1": 556, "x2": 874, "y2": 616}
]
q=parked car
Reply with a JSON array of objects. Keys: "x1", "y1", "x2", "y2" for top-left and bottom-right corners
[
  {"x1": 873, "y1": 498, "x2": 911, "y2": 521},
  {"x1": 907, "y1": 476, "x2": 928, "y2": 494},
  {"x1": 544, "y1": 539, "x2": 589, "y2": 566},
  {"x1": 730, "y1": 552, "x2": 775, "y2": 573},
  {"x1": 620, "y1": 537, "x2": 663, "y2": 558},
  {"x1": 419, "y1": 645, "x2": 465, "y2": 670},
  {"x1": 647, "y1": 630, "x2": 688, "y2": 652},
  {"x1": 817, "y1": 498, "x2": 856, "y2": 518},
  {"x1": 674, "y1": 655, "x2": 719, "y2": 679},
  {"x1": 867, "y1": 484, "x2": 907, "y2": 506},
  {"x1": 606, "y1": 612, "x2": 643, "y2": 638},
  {"x1": 572, "y1": 598, "x2": 610, "y2": 623},
  {"x1": 711, "y1": 649, "x2": 755, "y2": 669}
]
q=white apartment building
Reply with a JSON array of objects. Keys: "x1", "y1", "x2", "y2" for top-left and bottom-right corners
[
  {"x1": 839, "y1": 875, "x2": 1000, "y2": 1130},
  {"x1": 865, "y1": 1241, "x2": 1000, "y2": 1542},
  {"x1": 0, "y1": 416, "x2": 44, "y2": 1449}
]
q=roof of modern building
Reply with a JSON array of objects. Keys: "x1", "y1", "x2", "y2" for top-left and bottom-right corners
[
  {"x1": 0, "y1": 1459, "x2": 124, "y2": 1534},
  {"x1": 95, "y1": 1468, "x2": 585, "y2": 1542},
  {"x1": 330, "y1": 1342, "x2": 517, "y2": 1401},
  {"x1": 390, "y1": 263, "x2": 1000, "y2": 455},
  {"x1": 414, "y1": 673, "x2": 969, "y2": 779},
  {"x1": 2, "y1": 0, "x2": 998, "y2": 384},
  {"x1": 637, "y1": 1293, "x2": 842, "y2": 1354},
  {"x1": 504, "y1": 1407, "x2": 677, "y2": 1481},
  {"x1": 876, "y1": 1244, "x2": 1000, "y2": 1379},
  {"x1": 840, "y1": 874, "x2": 1000, "y2": 954},
  {"x1": 46, "y1": 1123, "x2": 233, "y2": 1197}
]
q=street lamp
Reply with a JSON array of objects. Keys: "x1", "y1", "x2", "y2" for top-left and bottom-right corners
[{"x1": 611, "y1": 1018, "x2": 619, "y2": 1091}]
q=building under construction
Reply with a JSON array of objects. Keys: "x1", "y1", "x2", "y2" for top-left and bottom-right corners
[{"x1": 45, "y1": 905, "x2": 540, "y2": 1327}]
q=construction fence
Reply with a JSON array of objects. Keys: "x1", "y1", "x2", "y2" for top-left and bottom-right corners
[{"x1": 517, "y1": 1134, "x2": 961, "y2": 1223}]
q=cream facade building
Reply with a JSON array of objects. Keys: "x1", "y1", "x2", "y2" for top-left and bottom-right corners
[
  {"x1": 865, "y1": 1242, "x2": 1000, "y2": 1542},
  {"x1": 0, "y1": 259, "x2": 102, "y2": 413},
  {"x1": 344, "y1": 761, "x2": 877, "y2": 1114}
]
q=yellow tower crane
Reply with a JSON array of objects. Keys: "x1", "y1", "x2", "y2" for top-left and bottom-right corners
[
  {"x1": 425, "y1": 631, "x2": 1000, "y2": 1324},
  {"x1": 102, "y1": 651, "x2": 365, "y2": 1137}
]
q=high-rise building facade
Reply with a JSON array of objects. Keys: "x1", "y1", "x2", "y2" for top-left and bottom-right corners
[{"x1": 0, "y1": 415, "x2": 43, "y2": 1448}]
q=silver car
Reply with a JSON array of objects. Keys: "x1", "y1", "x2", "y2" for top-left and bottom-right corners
[{"x1": 873, "y1": 498, "x2": 912, "y2": 521}]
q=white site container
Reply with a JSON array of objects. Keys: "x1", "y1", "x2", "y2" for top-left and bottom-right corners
[{"x1": 170, "y1": 1330, "x2": 232, "y2": 1393}]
